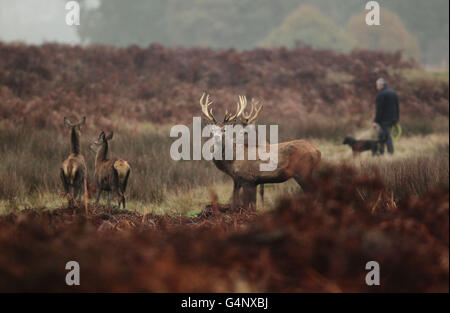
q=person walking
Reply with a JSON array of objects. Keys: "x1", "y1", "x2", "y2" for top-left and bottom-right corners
[{"x1": 373, "y1": 78, "x2": 399, "y2": 155}]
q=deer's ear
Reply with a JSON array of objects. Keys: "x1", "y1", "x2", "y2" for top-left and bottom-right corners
[
  {"x1": 64, "y1": 117, "x2": 72, "y2": 128},
  {"x1": 99, "y1": 131, "x2": 106, "y2": 140},
  {"x1": 106, "y1": 132, "x2": 114, "y2": 140},
  {"x1": 77, "y1": 116, "x2": 86, "y2": 127}
]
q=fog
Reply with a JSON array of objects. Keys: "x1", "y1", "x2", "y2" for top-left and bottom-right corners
[
  {"x1": 0, "y1": 0, "x2": 81, "y2": 44},
  {"x1": 0, "y1": 0, "x2": 448, "y2": 66}
]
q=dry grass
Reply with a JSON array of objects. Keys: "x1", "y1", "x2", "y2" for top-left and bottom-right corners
[
  {"x1": 0, "y1": 122, "x2": 229, "y2": 213},
  {"x1": 0, "y1": 121, "x2": 447, "y2": 214}
]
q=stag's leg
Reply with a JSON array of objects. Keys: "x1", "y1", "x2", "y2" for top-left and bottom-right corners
[
  {"x1": 95, "y1": 188, "x2": 102, "y2": 205},
  {"x1": 232, "y1": 180, "x2": 242, "y2": 209},
  {"x1": 259, "y1": 184, "x2": 264, "y2": 208},
  {"x1": 242, "y1": 183, "x2": 257, "y2": 210},
  {"x1": 107, "y1": 191, "x2": 111, "y2": 208}
]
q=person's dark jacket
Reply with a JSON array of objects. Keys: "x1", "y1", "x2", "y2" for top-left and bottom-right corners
[{"x1": 374, "y1": 87, "x2": 399, "y2": 125}]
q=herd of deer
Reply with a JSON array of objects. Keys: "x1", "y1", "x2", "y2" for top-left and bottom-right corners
[
  {"x1": 60, "y1": 93, "x2": 321, "y2": 213},
  {"x1": 60, "y1": 117, "x2": 131, "y2": 213}
]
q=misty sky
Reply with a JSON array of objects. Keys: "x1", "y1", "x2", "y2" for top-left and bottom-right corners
[
  {"x1": 0, "y1": 0, "x2": 448, "y2": 68},
  {"x1": 0, "y1": 0, "x2": 99, "y2": 45}
]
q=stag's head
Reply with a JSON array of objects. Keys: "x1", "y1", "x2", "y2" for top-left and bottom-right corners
[
  {"x1": 200, "y1": 93, "x2": 263, "y2": 147},
  {"x1": 200, "y1": 92, "x2": 262, "y2": 128},
  {"x1": 64, "y1": 116, "x2": 86, "y2": 135},
  {"x1": 90, "y1": 130, "x2": 113, "y2": 153}
]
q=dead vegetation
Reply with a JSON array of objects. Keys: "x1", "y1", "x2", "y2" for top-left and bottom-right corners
[
  {"x1": 0, "y1": 166, "x2": 447, "y2": 292},
  {"x1": 0, "y1": 43, "x2": 447, "y2": 132}
]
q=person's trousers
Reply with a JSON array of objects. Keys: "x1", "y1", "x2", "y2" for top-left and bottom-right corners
[{"x1": 378, "y1": 123, "x2": 394, "y2": 155}]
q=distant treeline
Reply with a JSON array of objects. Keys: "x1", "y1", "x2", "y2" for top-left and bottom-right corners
[{"x1": 78, "y1": 0, "x2": 449, "y2": 67}]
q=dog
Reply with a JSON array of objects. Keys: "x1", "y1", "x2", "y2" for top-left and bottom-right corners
[{"x1": 343, "y1": 136, "x2": 380, "y2": 157}]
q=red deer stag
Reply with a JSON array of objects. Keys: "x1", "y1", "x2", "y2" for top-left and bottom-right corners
[
  {"x1": 238, "y1": 95, "x2": 266, "y2": 206},
  {"x1": 60, "y1": 117, "x2": 88, "y2": 214},
  {"x1": 90, "y1": 131, "x2": 131, "y2": 209},
  {"x1": 199, "y1": 93, "x2": 321, "y2": 209}
]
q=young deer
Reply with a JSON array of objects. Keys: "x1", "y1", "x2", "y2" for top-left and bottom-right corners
[
  {"x1": 60, "y1": 117, "x2": 88, "y2": 212},
  {"x1": 90, "y1": 131, "x2": 131, "y2": 209}
]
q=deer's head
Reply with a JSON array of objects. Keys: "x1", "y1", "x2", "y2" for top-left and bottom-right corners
[
  {"x1": 90, "y1": 130, "x2": 113, "y2": 153},
  {"x1": 200, "y1": 93, "x2": 263, "y2": 144},
  {"x1": 64, "y1": 116, "x2": 86, "y2": 135}
]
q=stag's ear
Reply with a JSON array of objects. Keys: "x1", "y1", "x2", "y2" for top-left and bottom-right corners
[
  {"x1": 99, "y1": 130, "x2": 106, "y2": 140},
  {"x1": 64, "y1": 117, "x2": 72, "y2": 128},
  {"x1": 105, "y1": 132, "x2": 114, "y2": 140},
  {"x1": 77, "y1": 116, "x2": 86, "y2": 127}
]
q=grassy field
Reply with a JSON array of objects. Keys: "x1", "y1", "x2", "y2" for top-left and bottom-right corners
[{"x1": 1, "y1": 119, "x2": 447, "y2": 215}]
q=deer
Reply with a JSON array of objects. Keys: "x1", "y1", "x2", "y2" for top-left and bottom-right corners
[
  {"x1": 60, "y1": 117, "x2": 88, "y2": 214},
  {"x1": 237, "y1": 95, "x2": 266, "y2": 206},
  {"x1": 199, "y1": 93, "x2": 321, "y2": 209},
  {"x1": 90, "y1": 130, "x2": 131, "y2": 210}
]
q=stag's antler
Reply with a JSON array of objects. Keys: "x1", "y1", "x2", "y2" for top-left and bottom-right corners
[
  {"x1": 240, "y1": 97, "x2": 263, "y2": 125},
  {"x1": 223, "y1": 95, "x2": 247, "y2": 123},
  {"x1": 201, "y1": 93, "x2": 248, "y2": 124},
  {"x1": 200, "y1": 93, "x2": 217, "y2": 123}
]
